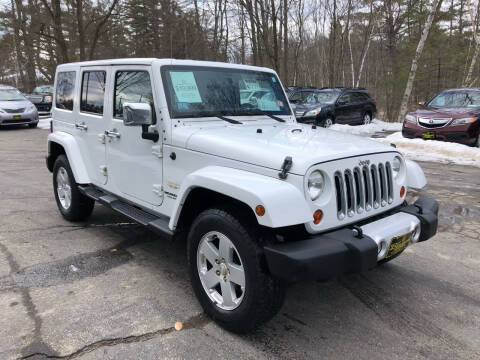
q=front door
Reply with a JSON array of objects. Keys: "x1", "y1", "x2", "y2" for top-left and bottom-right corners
[
  {"x1": 105, "y1": 66, "x2": 163, "y2": 206},
  {"x1": 75, "y1": 67, "x2": 109, "y2": 185},
  {"x1": 335, "y1": 93, "x2": 355, "y2": 124}
]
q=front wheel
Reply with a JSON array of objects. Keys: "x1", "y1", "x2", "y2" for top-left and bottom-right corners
[
  {"x1": 187, "y1": 208, "x2": 285, "y2": 333},
  {"x1": 53, "y1": 155, "x2": 94, "y2": 221},
  {"x1": 321, "y1": 117, "x2": 334, "y2": 128}
]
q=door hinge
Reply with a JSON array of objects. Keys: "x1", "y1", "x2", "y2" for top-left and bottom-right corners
[
  {"x1": 153, "y1": 184, "x2": 164, "y2": 197},
  {"x1": 100, "y1": 165, "x2": 107, "y2": 176},
  {"x1": 152, "y1": 145, "x2": 163, "y2": 158},
  {"x1": 98, "y1": 133, "x2": 106, "y2": 144}
]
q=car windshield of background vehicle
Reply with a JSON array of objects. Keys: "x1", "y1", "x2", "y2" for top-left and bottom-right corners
[
  {"x1": 162, "y1": 66, "x2": 291, "y2": 118},
  {"x1": 428, "y1": 91, "x2": 480, "y2": 108},
  {"x1": 304, "y1": 91, "x2": 339, "y2": 105},
  {"x1": 0, "y1": 89, "x2": 26, "y2": 101},
  {"x1": 33, "y1": 85, "x2": 54, "y2": 94}
]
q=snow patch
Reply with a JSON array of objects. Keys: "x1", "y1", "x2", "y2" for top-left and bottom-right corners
[
  {"x1": 375, "y1": 132, "x2": 480, "y2": 167},
  {"x1": 38, "y1": 117, "x2": 51, "y2": 130},
  {"x1": 330, "y1": 119, "x2": 402, "y2": 136}
]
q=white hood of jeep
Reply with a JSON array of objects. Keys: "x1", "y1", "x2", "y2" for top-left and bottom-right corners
[{"x1": 173, "y1": 122, "x2": 397, "y2": 175}]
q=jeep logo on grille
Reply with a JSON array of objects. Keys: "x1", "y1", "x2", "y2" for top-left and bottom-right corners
[{"x1": 359, "y1": 160, "x2": 370, "y2": 167}]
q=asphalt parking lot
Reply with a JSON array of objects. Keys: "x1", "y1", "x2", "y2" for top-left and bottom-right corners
[{"x1": 1, "y1": 126, "x2": 479, "y2": 360}]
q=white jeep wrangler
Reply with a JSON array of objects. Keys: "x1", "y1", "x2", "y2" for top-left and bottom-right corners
[{"x1": 46, "y1": 59, "x2": 439, "y2": 333}]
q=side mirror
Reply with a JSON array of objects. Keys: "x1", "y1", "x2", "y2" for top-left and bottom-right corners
[
  {"x1": 123, "y1": 102, "x2": 152, "y2": 126},
  {"x1": 418, "y1": 101, "x2": 425, "y2": 106}
]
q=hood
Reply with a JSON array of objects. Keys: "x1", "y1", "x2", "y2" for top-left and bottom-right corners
[
  {"x1": 411, "y1": 106, "x2": 480, "y2": 118},
  {"x1": 174, "y1": 122, "x2": 396, "y2": 175},
  {"x1": 0, "y1": 100, "x2": 32, "y2": 110},
  {"x1": 295, "y1": 103, "x2": 332, "y2": 112}
]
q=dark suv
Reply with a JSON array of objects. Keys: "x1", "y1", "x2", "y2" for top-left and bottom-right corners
[
  {"x1": 26, "y1": 85, "x2": 54, "y2": 116},
  {"x1": 294, "y1": 88, "x2": 377, "y2": 127}
]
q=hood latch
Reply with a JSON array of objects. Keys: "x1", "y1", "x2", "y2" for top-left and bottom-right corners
[{"x1": 278, "y1": 156, "x2": 293, "y2": 180}]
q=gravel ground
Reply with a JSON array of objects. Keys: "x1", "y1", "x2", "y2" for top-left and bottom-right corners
[{"x1": 0, "y1": 125, "x2": 479, "y2": 360}]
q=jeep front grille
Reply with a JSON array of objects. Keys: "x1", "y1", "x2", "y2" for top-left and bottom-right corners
[{"x1": 334, "y1": 162, "x2": 394, "y2": 220}]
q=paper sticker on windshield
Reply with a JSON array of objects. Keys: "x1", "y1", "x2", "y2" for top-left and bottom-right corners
[
  {"x1": 170, "y1": 72, "x2": 202, "y2": 103},
  {"x1": 243, "y1": 79, "x2": 261, "y2": 90}
]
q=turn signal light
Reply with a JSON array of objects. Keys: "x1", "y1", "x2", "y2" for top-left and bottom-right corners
[
  {"x1": 255, "y1": 205, "x2": 265, "y2": 217},
  {"x1": 313, "y1": 210, "x2": 323, "y2": 224},
  {"x1": 400, "y1": 186, "x2": 406, "y2": 198}
]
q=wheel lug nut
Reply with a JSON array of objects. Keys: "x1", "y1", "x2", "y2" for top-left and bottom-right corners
[{"x1": 216, "y1": 270, "x2": 220, "y2": 276}]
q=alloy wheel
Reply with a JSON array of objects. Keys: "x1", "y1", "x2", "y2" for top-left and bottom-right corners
[
  {"x1": 56, "y1": 167, "x2": 72, "y2": 210},
  {"x1": 324, "y1": 118, "x2": 333, "y2": 128},
  {"x1": 363, "y1": 113, "x2": 372, "y2": 125},
  {"x1": 197, "y1": 231, "x2": 246, "y2": 311}
]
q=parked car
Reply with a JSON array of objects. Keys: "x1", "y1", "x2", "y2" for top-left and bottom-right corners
[
  {"x1": 0, "y1": 85, "x2": 39, "y2": 128},
  {"x1": 46, "y1": 59, "x2": 438, "y2": 333},
  {"x1": 294, "y1": 87, "x2": 377, "y2": 127},
  {"x1": 26, "y1": 84, "x2": 54, "y2": 115},
  {"x1": 402, "y1": 88, "x2": 480, "y2": 147}
]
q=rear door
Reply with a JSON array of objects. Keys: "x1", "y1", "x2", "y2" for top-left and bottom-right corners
[
  {"x1": 105, "y1": 66, "x2": 163, "y2": 206},
  {"x1": 75, "y1": 67, "x2": 109, "y2": 185}
]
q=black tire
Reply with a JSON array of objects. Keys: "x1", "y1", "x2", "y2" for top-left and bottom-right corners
[
  {"x1": 187, "y1": 208, "x2": 285, "y2": 333},
  {"x1": 28, "y1": 122, "x2": 38, "y2": 128},
  {"x1": 53, "y1": 155, "x2": 94, "y2": 221}
]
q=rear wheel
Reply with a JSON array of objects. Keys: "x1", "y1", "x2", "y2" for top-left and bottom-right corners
[
  {"x1": 363, "y1": 112, "x2": 372, "y2": 125},
  {"x1": 53, "y1": 155, "x2": 94, "y2": 221},
  {"x1": 187, "y1": 208, "x2": 285, "y2": 333}
]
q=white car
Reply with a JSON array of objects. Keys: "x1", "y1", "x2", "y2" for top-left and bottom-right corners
[{"x1": 46, "y1": 59, "x2": 439, "y2": 332}]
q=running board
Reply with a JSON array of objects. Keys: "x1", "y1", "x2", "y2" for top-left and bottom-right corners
[{"x1": 79, "y1": 185, "x2": 173, "y2": 238}]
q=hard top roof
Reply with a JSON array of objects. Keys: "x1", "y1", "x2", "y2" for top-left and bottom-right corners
[{"x1": 56, "y1": 58, "x2": 275, "y2": 73}]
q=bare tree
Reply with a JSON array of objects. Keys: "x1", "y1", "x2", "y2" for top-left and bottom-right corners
[{"x1": 397, "y1": 0, "x2": 443, "y2": 123}]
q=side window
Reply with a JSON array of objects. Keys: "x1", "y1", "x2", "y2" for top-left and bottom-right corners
[
  {"x1": 114, "y1": 71, "x2": 153, "y2": 119},
  {"x1": 80, "y1": 71, "x2": 106, "y2": 115},
  {"x1": 55, "y1": 71, "x2": 76, "y2": 111},
  {"x1": 338, "y1": 93, "x2": 351, "y2": 104}
]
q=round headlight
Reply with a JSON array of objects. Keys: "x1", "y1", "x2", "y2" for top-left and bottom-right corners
[
  {"x1": 392, "y1": 156, "x2": 402, "y2": 178},
  {"x1": 308, "y1": 170, "x2": 325, "y2": 200}
]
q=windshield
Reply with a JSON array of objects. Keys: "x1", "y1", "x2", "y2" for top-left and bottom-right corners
[
  {"x1": 0, "y1": 89, "x2": 26, "y2": 101},
  {"x1": 428, "y1": 91, "x2": 480, "y2": 108},
  {"x1": 33, "y1": 85, "x2": 54, "y2": 93},
  {"x1": 162, "y1": 66, "x2": 291, "y2": 118},
  {"x1": 304, "y1": 91, "x2": 339, "y2": 105}
]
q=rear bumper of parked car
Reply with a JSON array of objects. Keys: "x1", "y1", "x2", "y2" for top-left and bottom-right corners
[
  {"x1": 0, "y1": 110, "x2": 39, "y2": 126},
  {"x1": 402, "y1": 120, "x2": 480, "y2": 145},
  {"x1": 263, "y1": 195, "x2": 438, "y2": 282}
]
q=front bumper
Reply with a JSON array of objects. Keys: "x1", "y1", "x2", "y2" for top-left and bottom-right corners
[
  {"x1": 402, "y1": 121, "x2": 479, "y2": 146},
  {"x1": 264, "y1": 195, "x2": 439, "y2": 282},
  {"x1": 0, "y1": 111, "x2": 39, "y2": 126}
]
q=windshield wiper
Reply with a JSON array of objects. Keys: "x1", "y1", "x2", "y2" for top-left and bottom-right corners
[
  {"x1": 175, "y1": 111, "x2": 242, "y2": 124},
  {"x1": 235, "y1": 109, "x2": 285, "y2": 122},
  {"x1": 237, "y1": 110, "x2": 286, "y2": 123}
]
